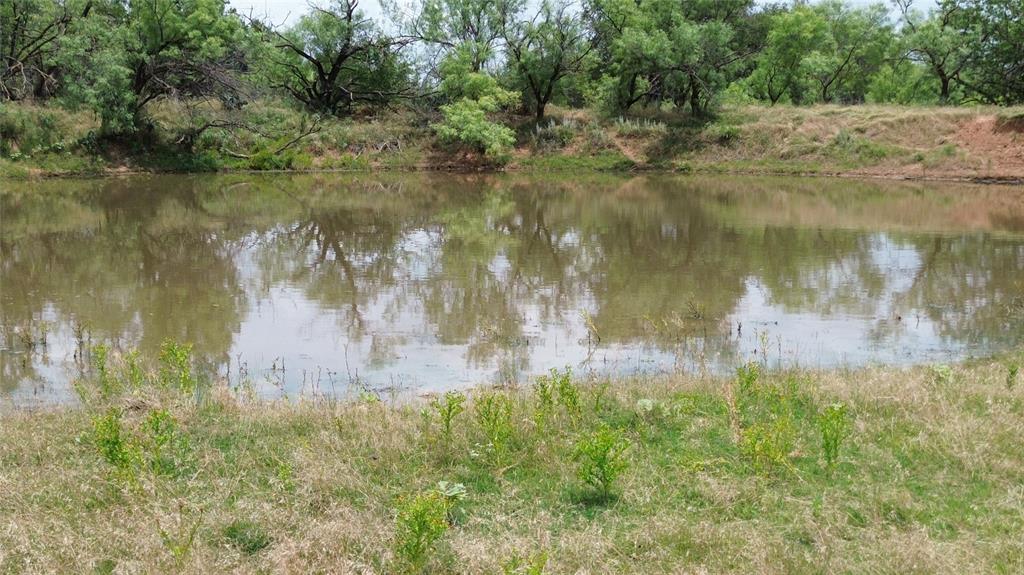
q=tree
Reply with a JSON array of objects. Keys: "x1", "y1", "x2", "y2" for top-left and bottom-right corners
[
  {"x1": 585, "y1": 0, "x2": 758, "y2": 116},
  {"x1": 748, "y1": 7, "x2": 829, "y2": 104},
  {"x1": 805, "y1": 1, "x2": 891, "y2": 103},
  {"x1": 0, "y1": 0, "x2": 76, "y2": 100},
  {"x1": 54, "y1": 0, "x2": 243, "y2": 134},
  {"x1": 431, "y1": 46, "x2": 517, "y2": 160},
  {"x1": 258, "y1": 0, "x2": 412, "y2": 116},
  {"x1": 393, "y1": 0, "x2": 523, "y2": 73},
  {"x1": 894, "y1": 0, "x2": 976, "y2": 103},
  {"x1": 503, "y1": 1, "x2": 592, "y2": 119},
  {"x1": 958, "y1": 0, "x2": 1024, "y2": 104}
]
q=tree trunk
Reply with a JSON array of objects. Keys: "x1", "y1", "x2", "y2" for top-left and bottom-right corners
[{"x1": 689, "y1": 79, "x2": 703, "y2": 117}]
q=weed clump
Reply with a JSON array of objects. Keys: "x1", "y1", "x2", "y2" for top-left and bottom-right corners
[
  {"x1": 222, "y1": 520, "x2": 272, "y2": 555},
  {"x1": 159, "y1": 339, "x2": 196, "y2": 393},
  {"x1": 820, "y1": 402, "x2": 852, "y2": 473},
  {"x1": 394, "y1": 490, "x2": 452, "y2": 572},
  {"x1": 430, "y1": 391, "x2": 467, "y2": 444},
  {"x1": 573, "y1": 425, "x2": 630, "y2": 501},
  {"x1": 474, "y1": 392, "x2": 515, "y2": 459}
]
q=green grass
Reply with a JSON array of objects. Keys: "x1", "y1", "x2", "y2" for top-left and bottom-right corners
[
  {"x1": 2, "y1": 347, "x2": 1023, "y2": 573},
  {"x1": 517, "y1": 151, "x2": 636, "y2": 172}
]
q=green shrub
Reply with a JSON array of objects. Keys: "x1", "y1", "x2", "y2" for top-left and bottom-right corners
[
  {"x1": 434, "y1": 98, "x2": 516, "y2": 162},
  {"x1": 740, "y1": 416, "x2": 794, "y2": 474},
  {"x1": 91, "y1": 409, "x2": 140, "y2": 476},
  {"x1": 394, "y1": 491, "x2": 451, "y2": 572},
  {"x1": 159, "y1": 339, "x2": 196, "y2": 394},
  {"x1": 474, "y1": 392, "x2": 515, "y2": 456},
  {"x1": 704, "y1": 123, "x2": 741, "y2": 145},
  {"x1": 931, "y1": 364, "x2": 955, "y2": 386},
  {"x1": 551, "y1": 367, "x2": 581, "y2": 421},
  {"x1": 532, "y1": 120, "x2": 577, "y2": 152},
  {"x1": 430, "y1": 391, "x2": 467, "y2": 443},
  {"x1": 735, "y1": 362, "x2": 762, "y2": 399},
  {"x1": 573, "y1": 426, "x2": 630, "y2": 500},
  {"x1": 820, "y1": 402, "x2": 851, "y2": 472},
  {"x1": 89, "y1": 343, "x2": 117, "y2": 399},
  {"x1": 141, "y1": 409, "x2": 191, "y2": 477},
  {"x1": 613, "y1": 117, "x2": 667, "y2": 138}
]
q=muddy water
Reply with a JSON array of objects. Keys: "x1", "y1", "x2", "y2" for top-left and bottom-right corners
[{"x1": 2, "y1": 173, "x2": 1024, "y2": 404}]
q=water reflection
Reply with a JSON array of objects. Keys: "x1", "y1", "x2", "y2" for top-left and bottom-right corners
[{"x1": 2, "y1": 174, "x2": 1023, "y2": 403}]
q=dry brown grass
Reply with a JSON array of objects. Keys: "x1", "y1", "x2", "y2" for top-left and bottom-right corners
[{"x1": 2, "y1": 351, "x2": 1024, "y2": 574}]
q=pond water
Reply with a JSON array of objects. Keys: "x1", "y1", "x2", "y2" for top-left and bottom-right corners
[{"x1": 2, "y1": 173, "x2": 1024, "y2": 404}]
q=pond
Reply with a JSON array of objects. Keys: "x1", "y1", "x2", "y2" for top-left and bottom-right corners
[{"x1": 2, "y1": 173, "x2": 1024, "y2": 404}]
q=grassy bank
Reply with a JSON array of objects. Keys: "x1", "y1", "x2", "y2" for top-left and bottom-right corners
[
  {"x1": 2, "y1": 101, "x2": 1023, "y2": 181},
  {"x1": 2, "y1": 347, "x2": 1023, "y2": 574}
]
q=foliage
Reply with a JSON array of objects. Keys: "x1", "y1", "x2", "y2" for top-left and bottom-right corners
[
  {"x1": 430, "y1": 391, "x2": 467, "y2": 442},
  {"x1": 573, "y1": 425, "x2": 629, "y2": 500},
  {"x1": 159, "y1": 339, "x2": 196, "y2": 393},
  {"x1": 819, "y1": 402, "x2": 851, "y2": 472},
  {"x1": 255, "y1": 0, "x2": 412, "y2": 116},
  {"x1": 474, "y1": 391, "x2": 515, "y2": 456},
  {"x1": 91, "y1": 408, "x2": 140, "y2": 475},
  {"x1": 503, "y1": 1, "x2": 592, "y2": 119},
  {"x1": 394, "y1": 491, "x2": 451, "y2": 572}
]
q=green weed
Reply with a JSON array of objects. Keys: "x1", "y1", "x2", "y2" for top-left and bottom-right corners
[
  {"x1": 90, "y1": 408, "x2": 140, "y2": 477},
  {"x1": 573, "y1": 426, "x2": 630, "y2": 501},
  {"x1": 931, "y1": 364, "x2": 955, "y2": 386},
  {"x1": 141, "y1": 409, "x2": 192, "y2": 477},
  {"x1": 502, "y1": 551, "x2": 549, "y2": 575},
  {"x1": 394, "y1": 491, "x2": 451, "y2": 572},
  {"x1": 551, "y1": 367, "x2": 581, "y2": 422},
  {"x1": 159, "y1": 339, "x2": 196, "y2": 394},
  {"x1": 474, "y1": 392, "x2": 515, "y2": 458},
  {"x1": 157, "y1": 503, "x2": 204, "y2": 565},
  {"x1": 222, "y1": 520, "x2": 271, "y2": 555},
  {"x1": 1006, "y1": 362, "x2": 1019, "y2": 390},
  {"x1": 430, "y1": 391, "x2": 467, "y2": 443},
  {"x1": 740, "y1": 416, "x2": 795, "y2": 474},
  {"x1": 820, "y1": 402, "x2": 851, "y2": 473}
]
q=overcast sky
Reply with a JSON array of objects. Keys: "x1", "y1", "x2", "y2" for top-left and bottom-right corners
[{"x1": 228, "y1": 0, "x2": 937, "y2": 28}]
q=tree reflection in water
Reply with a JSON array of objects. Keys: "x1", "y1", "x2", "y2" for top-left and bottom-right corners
[{"x1": 2, "y1": 174, "x2": 1024, "y2": 403}]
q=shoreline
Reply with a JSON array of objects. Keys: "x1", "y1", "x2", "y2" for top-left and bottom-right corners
[
  {"x1": 5, "y1": 163, "x2": 1024, "y2": 186},
  {"x1": 4, "y1": 104, "x2": 1024, "y2": 185},
  {"x1": 2, "y1": 352, "x2": 1021, "y2": 573}
]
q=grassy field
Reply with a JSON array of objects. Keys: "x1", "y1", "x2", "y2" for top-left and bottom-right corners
[
  {"x1": 2, "y1": 101, "x2": 1023, "y2": 181},
  {"x1": 2, "y1": 346, "x2": 1023, "y2": 574}
]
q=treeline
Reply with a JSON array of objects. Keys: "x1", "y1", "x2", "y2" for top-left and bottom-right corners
[{"x1": 1, "y1": 0, "x2": 1022, "y2": 158}]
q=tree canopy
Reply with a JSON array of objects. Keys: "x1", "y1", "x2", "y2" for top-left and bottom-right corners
[{"x1": 2, "y1": 0, "x2": 1023, "y2": 144}]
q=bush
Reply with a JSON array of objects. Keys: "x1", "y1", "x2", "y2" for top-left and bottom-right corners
[
  {"x1": 430, "y1": 391, "x2": 467, "y2": 443},
  {"x1": 573, "y1": 426, "x2": 630, "y2": 500},
  {"x1": 394, "y1": 491, "x2": 451, "y2": 572},
  {"x1": 704, "y1": 123, "x2": 741, "y2": 145},
  {"x1": 532, "y1": 119, "x2": 578, "y2": 152},
  {"x1": 474, "y1": 392, "x2": 515, "y2": 457},
  {"x1": 434, "y1": 98, "x2": 516, "y2": 162},
  {"x1": 613, "y1": 117, "x2": 668, "y2": 138},
  {"x1": 820, "y1": 402, "x2": 851, "y2": 472},
  {"x1": 91, "y1": 409, "x2": 140, "y2": 477},
  {"x1": 159, "y1": 339, "x2": 196, "y2": 393}
]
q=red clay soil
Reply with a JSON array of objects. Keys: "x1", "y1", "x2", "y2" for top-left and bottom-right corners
[
  {"x1": 853, "y1": 115, "x2": 1024, "y2": 182},
  {"x1": 953, "y1": 116, "x2": 1024, "y2": 179}
]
